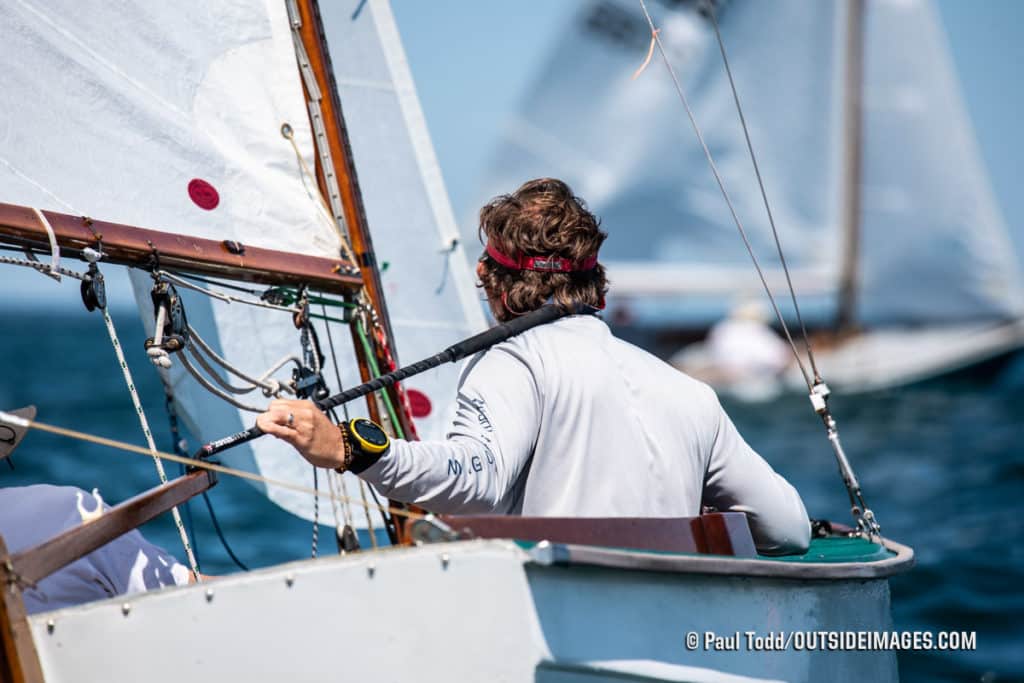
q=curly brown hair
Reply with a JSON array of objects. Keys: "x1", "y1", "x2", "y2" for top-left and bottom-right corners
[{"x1": 477, "y1": 178, "x2": 608, "y2": 321}]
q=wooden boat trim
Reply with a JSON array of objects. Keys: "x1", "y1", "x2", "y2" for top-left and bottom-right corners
[
  {"x1": 0, "y1": 539, "x2": 44, "y2": 683},
  {"x1": 0, "y1": 202, "x2": 362, "y2": 294},
  {"x1": 526, "y1": 537, "x2": 915, "y2": 581},
  {"x1": 441, "y1": 512, "x2": 758, "y2": 557}
]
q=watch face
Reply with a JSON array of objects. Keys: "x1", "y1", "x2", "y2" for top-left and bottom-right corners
[{"x1": 353, "y1": 419, "x2": 388, "y2": 446}]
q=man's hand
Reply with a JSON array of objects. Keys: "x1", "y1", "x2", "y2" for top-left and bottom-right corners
[{"x1": 256, "y1": 399, "x2": 345, "y2": 469}]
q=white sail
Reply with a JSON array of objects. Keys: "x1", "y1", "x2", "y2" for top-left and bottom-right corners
[
  {"x1": 857, "y1": 0, "x2": 1024, "y2": 323},
  {"x1": 473, "y1": 0, "x2": 1023, "y2": 326},
  {"x1": 0, "y1": 0, "x2": 484, "y2": 525}
]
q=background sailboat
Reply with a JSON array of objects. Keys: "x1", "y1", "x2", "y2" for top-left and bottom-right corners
[
  {"x1": 0, "y1": 0, "x2": 483, "y2": 530},
  {"x1": 471, "y1": 0, "x2": 1024, "y2": 395}
]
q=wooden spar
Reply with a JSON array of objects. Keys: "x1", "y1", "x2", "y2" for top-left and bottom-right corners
[
  {"x1": 8, "y1": 470, "x2": 216, "y2": 589},
  {"x1": 836, "y1": 0, "x2": 865, "y2": 332},
  {"x1": 0, "y1": 202, "x2": 363, "y2": 295},
  {"x1": 293, "y1": 1, "x2": 417, "y2": 442}
]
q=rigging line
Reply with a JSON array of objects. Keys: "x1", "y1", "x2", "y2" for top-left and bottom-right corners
[
  {"x1": 0, "y1": 254, "x2": 90, "y2": 281},
  {"x1": 281, "y1": 124, "x2": 360, "y2": 267},
  {"x1": 0, "y1": 412, "x2": 428, "y2": 524},
  {"x1": 178, "y1": 350, "x2": 268, "y2": 413},
  {"x1": 159, "y1": 271, "x2": 267, "y2": 296},
  {"x1": 358, "y1": 480, "x2": 378, "y2": 551},
  {"x1": 322, "y1": 300, "x2": 383, "y2": 537},
  {"x1": 184, "y1": 341, "x2": 264, "y2": 396},
  {"x1": 162, "y1": 272, "x2": 356, "y2": 310},
  {"x1": 635, "y1": 0, "x2": 813, "y2": 391},
  {"x1": 187, "y1": 325, "x2": 300, "y2": 395},
  {"x1": 156, "y1": 270, "x2": 302, "y2": 314},
  {"x1": 322, "y1": 302, "x2": 356, "y2": 530},
  {"x1": 325, "y1": 459, "x2": 352, "y2": 536},
  {"x1": 325, "y1": 411, "x2": 355, "y2": 530},
  {"x1": 705, "y1": 6, "x2": 822, "y2": 383},
  {"x1": 311, "y1": 466, "x2": 320, "y2": 559},
  {"x1": 201, "y1": 491, "x2": 250, "y2": 572},
  {"x1": 164, "y1": 388, "x2": 200, "y2": 570},
  {"x1": 97, "y1": 306, "x2": 201, "y2": 578},
  {"x1": 354, "y1": 314, "x2": 405, "y2": 439}
]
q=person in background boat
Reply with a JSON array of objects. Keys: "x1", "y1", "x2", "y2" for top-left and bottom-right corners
[
  {"x1": 258, "y1": 178, "x2": 811, "y2": 555},
  {"x1": 0, "y1": 485, "x2": 194, "y2": 614},
  {"x1": 680, "y1": 299, "x2": 792, "y2": 384}
]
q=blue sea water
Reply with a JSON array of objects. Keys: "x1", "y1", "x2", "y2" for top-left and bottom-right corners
[{"x1": 1, "y1": 305, "x2": 1021, "y2": 682}]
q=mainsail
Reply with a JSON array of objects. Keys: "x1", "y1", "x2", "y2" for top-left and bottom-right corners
[
  {"x1": 474, "y1": 0, "x2": 1023, "y2": 327},
  {"x1": 0, "y1": 0, "x2": 484, "y2": 524}
]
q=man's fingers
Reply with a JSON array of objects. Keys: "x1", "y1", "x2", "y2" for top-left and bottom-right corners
[
  {"x1": 262, "y1": 422, "x2": 301, "y2": 445},
  {"x1": 256, "y1": 412, "x2": 299, "y2": 443}
]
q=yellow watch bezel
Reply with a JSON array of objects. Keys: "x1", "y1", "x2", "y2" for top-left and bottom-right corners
[{"x1": 347, "y1": 418, "x2": 390, "y2": 455}]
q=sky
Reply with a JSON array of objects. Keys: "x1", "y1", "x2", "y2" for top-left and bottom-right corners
[{"x1": 4, "y1": 0, "x2": 1023, "y2": 308}]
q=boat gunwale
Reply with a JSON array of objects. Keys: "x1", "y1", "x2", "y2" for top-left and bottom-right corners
[{"x1": 525, "y1": 537, "x2": 915, "y2": 581}]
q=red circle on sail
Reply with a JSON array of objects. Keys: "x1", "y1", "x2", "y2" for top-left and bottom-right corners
[
  {"x1": 188, "y1": 178, "x2": 220, "y2": 210},
  {"x1": 406, "y1": 389, "x2": 432, "y2": 418}
]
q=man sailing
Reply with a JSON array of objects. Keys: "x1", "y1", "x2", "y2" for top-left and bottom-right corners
[{"x1": 258, "y1": 178, "x2": 810, "y2": 555}]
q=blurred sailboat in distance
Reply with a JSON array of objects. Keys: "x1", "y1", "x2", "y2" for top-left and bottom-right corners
[{"x1": 472, "y1": 0, "x2": 1024, "y2": 396}]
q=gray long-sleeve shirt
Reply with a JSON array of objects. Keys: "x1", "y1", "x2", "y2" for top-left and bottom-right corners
[{"x1": 360, "y1": 314, "x2": 810, "y2": 555}]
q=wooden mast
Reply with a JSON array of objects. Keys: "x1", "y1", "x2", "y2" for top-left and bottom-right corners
[
  {"x1": 291, "y1": 0, "x2": 417, "y2": 443},
  {"x1": 291, "y1": 0, "x2": 417, "y2": 542},
  {"x1": 836, "y1": 0, "x2": 865, "y2": 332}
]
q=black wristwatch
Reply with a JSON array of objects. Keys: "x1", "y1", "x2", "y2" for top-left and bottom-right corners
[{"x1": 337, "y1": 418, "x2": 390, "y2": 474}]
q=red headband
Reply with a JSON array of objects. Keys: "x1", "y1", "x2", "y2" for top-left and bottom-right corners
[{"x1": 485, "y1": 242, "x2": 599, "y2": 273}]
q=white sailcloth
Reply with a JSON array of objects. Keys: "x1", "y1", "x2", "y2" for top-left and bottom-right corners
[
  {"x1": 858, "y1": 0, "x2": 1023, "y2": 323},
  {"x1": 0, "y1": 0, "x2": 485, "y2": 524},
  {"x1": 318, "y1": 0, "x2": 487, "y2": 439},
  {"x1": 474, "y1": 0, "x2": 1023, "y2": 326}
]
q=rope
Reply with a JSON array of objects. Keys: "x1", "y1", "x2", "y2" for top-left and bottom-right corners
[
  {"x1": 31, "y1": 208, "x2": 61, "y2": 282},
  {"x1": 0, "y1": 254, "x2": 90, "y2": 280},
  {"x1": 358, "y1": 479, "x2": 378, "y2": 550},
  {"x1": 354, "y1": 314, "x2": 405, "y2": 439},
  {"x1": 637, "y1": 1, "x2": 880, "y2": 539},
  {"x1": 97, "y1": 307, "x2": 201, "y2": 578},
  {"x1": 705, "y1": 6, "x2": 822, "y2": 383},
  {"x1": 164, "y1": 389, "x2": 200, "y2": 569},
  {"x1": 0, "y1": 412, "x2": 427, "y2": 524},
  {"x1": 162, "y1": 273, "x2": 356, "y2": 311},
  {"x1": 280, "y1": 124, "x2": 360, "y2": 268},
  {"x1": 326, "y1": 467, "x2": 352, "y2": 536},
  {"x1": 156, "y1": 270, "x2": 303, "y2": 315},
  {"x1": 201, "y1": 491, "x2": 250, "y2": 571},
  {"x1": 321, "y1": 303, "x2": 359, "y2": 536},
  {"x1": 178, "y1": 350, "x2": 267, "y2": 413},
  {"x1": 636, "y1": 0, "x2": 813, "y2": 391},
  {"x1": 311, "y1": 467, "x2": 320, "y2": 559},
  {"x1": 185, "y1": 341, "x2": 266, "y2": 396},
  {"x1": 322, "y1": 301, "x2": 388, "y2": 545},
  {"x1": 187, "y1": 325, "x2": 299, "y2": 397}
]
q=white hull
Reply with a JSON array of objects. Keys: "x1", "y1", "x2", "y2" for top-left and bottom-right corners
[{"x1": 28, "y1": 538, "x2": 912, "y2": 683}]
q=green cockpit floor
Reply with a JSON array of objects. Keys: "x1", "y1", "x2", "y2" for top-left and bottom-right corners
[{"x1": 760, "y1": 536, "x2": 894, "y2": 563}]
